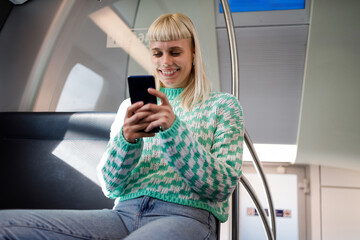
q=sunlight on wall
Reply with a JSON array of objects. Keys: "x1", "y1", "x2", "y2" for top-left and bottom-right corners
[{"x1": 52, "y1": 139, "x2": 106, "y2": 186}]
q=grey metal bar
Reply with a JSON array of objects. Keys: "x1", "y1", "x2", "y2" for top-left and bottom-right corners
[
  {"x1": 240, "y1": 175, "x2": 274, "y2": 240},
  {"x1": 219, "y1": 0, "x2": 276, "y2": 239},
  {"x1": 219, "y1": 1, "x2": 240, "y2": 239},
  {"x1": 219, "y1": 0, "x2": 239, "y2": 99},
  {"x1": 231, "y1": 183, "x2": 240, "y2": 240}
]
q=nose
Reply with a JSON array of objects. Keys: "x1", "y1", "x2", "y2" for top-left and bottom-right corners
[{"x1": 162, "y1": 53, "x2": 173, "y2": 66}]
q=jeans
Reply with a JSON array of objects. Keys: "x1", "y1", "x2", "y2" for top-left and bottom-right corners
[{"x1": 0, "y1": 196, "x2": 217, "y2": 240}]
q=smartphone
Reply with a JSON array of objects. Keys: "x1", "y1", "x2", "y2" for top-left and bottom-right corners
[
  {"x1": 128, "y1": 75, "x2": 157, "y2": 104},
  {"x1": 127, "y1": 75, "x2": 160, "y2": 133}
]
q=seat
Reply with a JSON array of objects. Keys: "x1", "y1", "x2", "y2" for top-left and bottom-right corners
[{"x1": 0, "y1": 112, "x2": 115, "y2": 210}]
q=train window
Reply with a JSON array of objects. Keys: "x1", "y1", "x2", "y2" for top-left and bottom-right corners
[
  {"x1": 220, "y1": 0, "x2": 305, "y2": 13},
  {"x1": 9, "y1": 0, "x2": 220, "y2": 112},
  {"x1": 56, "y1": 63, "x2": 104, "y2": 111}
]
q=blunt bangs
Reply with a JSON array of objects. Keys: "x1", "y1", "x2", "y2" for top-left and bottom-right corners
[{"x1": 147, "y1": 14, "x2": 192, "y2": 42}]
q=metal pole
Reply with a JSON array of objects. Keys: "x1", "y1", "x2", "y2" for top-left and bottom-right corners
[
  {"x1": 231, "y1": 183, "x2": 240, "y2": 240},
  {"x1": 219, "y1": 2, "x2": 240, "y2": 239},
  {"x1": 219, "y1": 0, "x2": 276, "y2": 239},
  {"x1": 219, "y1": 0, "x2": 239, "y2": 99}
]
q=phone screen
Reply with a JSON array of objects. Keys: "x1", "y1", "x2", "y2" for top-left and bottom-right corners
[
  {"x1": 128, "y1": 75, "x2": 157, "y2": 105},
  {"x1": 127, "y1": 75, "x2": 160, "y2": 133}
]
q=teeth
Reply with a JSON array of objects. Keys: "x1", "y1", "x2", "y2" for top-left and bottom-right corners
[{"x1": 162, "y1": 70, "x2": 177, "y2": 75}]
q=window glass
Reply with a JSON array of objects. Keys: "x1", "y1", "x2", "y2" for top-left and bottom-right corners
[
  {"x1": 56, "y1": 63, "x2": 104, "y2": 111},
  {"x1": 31, "y1": 0, "x2": 219, "y2": 112},
  {"x1": 220, "y1": 0, "x2": 305, "y2": 13}
]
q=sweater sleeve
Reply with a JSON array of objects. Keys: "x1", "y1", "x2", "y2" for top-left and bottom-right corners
[
  {"x1": 96, "y1": 99, "x2": 143, "y2": 199},
  {"x1": 159, "y1": 94, "x2": 244, "y2": 202}
]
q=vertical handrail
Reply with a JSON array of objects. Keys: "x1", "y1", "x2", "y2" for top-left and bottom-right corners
[
  {"x1": 219, "y1": 1, "x2": 240, "y2": 239},
  {"x1": 219, "y1": 0, "x2": 276, "y2": 239},
  {"x1": 219, "y1": 0, "x2": 239, "y2": 99},
  {"x1": 231, "y1": 183, "x2": 240, "y2": 240}
]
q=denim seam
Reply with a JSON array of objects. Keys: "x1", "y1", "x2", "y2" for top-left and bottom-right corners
[
  {"x1": 143, "y1": 198, "x2": 155, "y2": 214},
  {"x1": 135, "y1": 211, "x2": 141, "y2": 230},
  {"x1": 203, "y1": 229, "x2": 212, "y2": 240},
  {"x1": 204, "y1": 212, "x2": 214, "y2": 240},
  {"x1": 135, "y1": 196, "x2": 150, "y2": 230}
]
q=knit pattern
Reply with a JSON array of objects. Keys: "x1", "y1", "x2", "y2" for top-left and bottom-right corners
[{"x1": 97, "y1": 88, "x2": 244, "y2": 222}]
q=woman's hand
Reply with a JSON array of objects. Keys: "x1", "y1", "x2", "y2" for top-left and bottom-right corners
[
  {"x1": 122, "y1": 101, "x2": 156, "y2": 143},
  {"x1": 139, "y1": 88, "x2": 176, "y2": 132}
]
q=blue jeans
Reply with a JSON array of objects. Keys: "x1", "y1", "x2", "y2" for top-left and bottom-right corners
[{"x1": 0, "y1": 197, "x2": 217, "y2": 240}]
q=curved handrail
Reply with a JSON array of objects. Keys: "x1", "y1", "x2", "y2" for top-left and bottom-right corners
[
  {"x1": 244, "y1": 130, "x2": 276, "y2": 239},
  {"x1": 219, "y1": 0, "x2": 276, "y2": 239},
  {"x1": 240, "y1": 175, "x2": 274, "y2": 240}
]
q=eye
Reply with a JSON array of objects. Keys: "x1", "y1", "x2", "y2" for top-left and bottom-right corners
[
  {"x1": 171, "y1": 51, "x2": 181, "y2": 56},
  {"x1": 152, "y1": 51, "x2": 162, "y2": 57}
]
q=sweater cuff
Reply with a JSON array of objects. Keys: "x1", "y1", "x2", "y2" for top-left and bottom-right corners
[
  {"x1": 160, "y1": 115, "x2": 181, "y2": 139},
  {"x1": 118, "y1": 127, "x2": 143, "y2": 150}
]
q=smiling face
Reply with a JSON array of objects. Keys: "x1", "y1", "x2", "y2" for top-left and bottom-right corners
[{"x1": 150, "y1": 38, "x2": 194, "y2": 89}]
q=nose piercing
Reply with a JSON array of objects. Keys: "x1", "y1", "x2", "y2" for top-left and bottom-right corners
[{"x1": 163, "y1": 63, "x2": 169, "y2": 67}]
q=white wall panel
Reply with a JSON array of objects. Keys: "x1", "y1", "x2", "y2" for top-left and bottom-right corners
[
  {"x1": 321, "y1": 166, "x2": 360, "y2": 188},
  {"x1": 321, "y1": 187, "x2": 360, "y2": 240}
]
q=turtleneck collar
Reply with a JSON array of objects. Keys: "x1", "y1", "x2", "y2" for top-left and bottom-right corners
[{"x1": 160, "y1": 87, "x2": 184, "y2": 100}]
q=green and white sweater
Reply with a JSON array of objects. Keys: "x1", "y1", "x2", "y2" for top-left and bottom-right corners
[{"x1": 97, "y1": 87, "x2": 244, "y2": 222}]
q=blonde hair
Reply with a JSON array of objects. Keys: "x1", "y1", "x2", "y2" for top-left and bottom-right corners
[{"x1": 147, "y1": 13, "x2": 211, "y2": 110}]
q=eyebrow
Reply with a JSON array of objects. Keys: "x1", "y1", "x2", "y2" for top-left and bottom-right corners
[{"x1": 151, "y1": 46, "x2": 184, "y2": 51}]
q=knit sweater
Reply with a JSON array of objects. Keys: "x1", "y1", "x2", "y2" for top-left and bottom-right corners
[{"x1": 97, "y1": 87, "x2": 244, "y2": 222}]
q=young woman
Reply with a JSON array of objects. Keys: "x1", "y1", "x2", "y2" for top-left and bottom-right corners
[{"x1": 0, "y1": 13, "x2": 244, "y2": 240}]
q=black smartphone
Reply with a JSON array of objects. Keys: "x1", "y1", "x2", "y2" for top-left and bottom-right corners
[
  {"x1": 127, "y1": 75, "x2": 160, "y2": 133},
  {"x1": 128, "y1": 75, "x2": 157, "y2": 104}
]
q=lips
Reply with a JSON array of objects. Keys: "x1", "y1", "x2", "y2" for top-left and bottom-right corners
[{"x1": 158, "y1": 68, "x2": 180, "y2": 77}]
